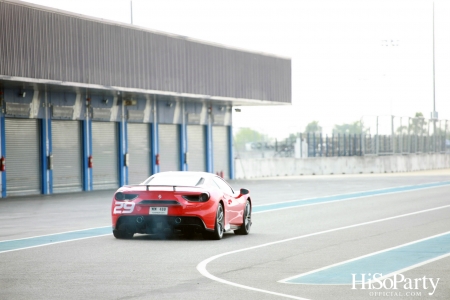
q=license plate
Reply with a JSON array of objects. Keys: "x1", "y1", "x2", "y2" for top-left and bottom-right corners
[{"x1": 149, "y1": 207, "x2": 168, "y2": 215}]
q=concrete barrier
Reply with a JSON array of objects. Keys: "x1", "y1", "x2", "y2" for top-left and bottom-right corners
[{"x1": 235, "y1": 154, "x2": 450, "y2": 179}]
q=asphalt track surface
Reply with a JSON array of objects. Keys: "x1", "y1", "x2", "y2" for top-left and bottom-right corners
[{"x1": 1, "y1": 170, "x2": 449, "y2": 300}]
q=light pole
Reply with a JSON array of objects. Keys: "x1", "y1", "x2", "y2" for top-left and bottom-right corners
[
  {"x1": 432, "y1": 1, "x2": 436, "y2": 119},
  {"x1": 130, "y1": 1, "x2": 133, "y2": 25},
  {"x1": 432, "y1": 1, "x2": 437, "y2": 152}
]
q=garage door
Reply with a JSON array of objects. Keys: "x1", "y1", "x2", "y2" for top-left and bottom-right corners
[
  {"x1": 92, "y1": 122, "x2": 118, "y2": 189},
  {"x1": 187, "y1": 125, "x2": 205, "y2": 171},
  {"x1": 5, "y1": 118, "x2": 41, "y2": 196},
  {"x1": 159, "y1": 124, "x2": 179, "y2": 172},
  {"x1": 128, "y1": 123, "x2": 151, "y2": 184},
  {"x1": 213, "y1": 126, "x2": 229, "y2": 179},
  {"x1": 52, "y1": 120, "x2": 83, "y2": 193}
]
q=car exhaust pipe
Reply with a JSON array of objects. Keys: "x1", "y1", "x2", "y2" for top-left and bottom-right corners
[
  {"x1": 174, "y1": 217, "x2": 182, "y2": 224},
  {"x1": 136, "y1": 216, "x2": 144, "y2": 224}
]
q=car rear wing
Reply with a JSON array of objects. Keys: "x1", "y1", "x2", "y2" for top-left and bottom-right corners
[{"x1": 124, "y1": 184, "x2": 203, "y2": 192}]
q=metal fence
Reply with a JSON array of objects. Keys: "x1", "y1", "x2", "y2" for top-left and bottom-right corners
[
  {"x1": 233, "y1": 117, "x2": 450, "y2": 159},
  {"x1": 299, "y1": 132, "x2": 449, "y2": 157}
]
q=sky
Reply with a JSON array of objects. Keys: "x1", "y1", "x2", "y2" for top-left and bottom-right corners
[{"x1": 21, "y1": 0, "x2": 450, "y2": 137}]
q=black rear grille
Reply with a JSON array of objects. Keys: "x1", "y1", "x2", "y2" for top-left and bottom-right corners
[
  {"x1": 138, "y1": 200, "x2": 180, "y2": 205},
  {"x1": 116, "y1": 216, "x2": 205, "y2": 230}
]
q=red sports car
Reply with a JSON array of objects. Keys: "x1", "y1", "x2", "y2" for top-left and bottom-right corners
[{"x1": 111, "y1": 171, "x2": 252, "y2": 240}]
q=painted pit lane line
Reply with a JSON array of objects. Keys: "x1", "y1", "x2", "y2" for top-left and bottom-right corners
[
  {"x1": 280, "y1": 231, "x2": 450, "y2": 285},
  {"x1": 253, "y1": 180, "x2": 450, "y2": 213},
  {"x1": 196, "y1": 205, "x2": 450, "y2": 300},
  {"x1": 0, "y1": 226, "x2": 111, "y2": 254},
  {"x1": 1, "y1": 180, "x2": 449, "y2": 254}
]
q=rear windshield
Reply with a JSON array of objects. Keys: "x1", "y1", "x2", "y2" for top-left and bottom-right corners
[{"x1": 142, "y1": 174, "x2": 203, "y2": 187}]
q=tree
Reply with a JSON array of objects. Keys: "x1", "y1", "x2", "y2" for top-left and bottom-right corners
[
  {"x1": 333, "y1": 121, "x2": 366, "y2": 134},
  {"x1": 396, "y1": 125, "x2": 408, "y2": 134},
  {"x1": 304, "y1": 121, "x2": 322, "y2": 133},
  {"x1": 287, "y1": 133, "x2": 299, "y2": 144},
  {"x1": 233, "y1": 128, "x2": 268, "y2": 151},
  {"x1": 395, "y1": 113, "x2": 443, "y2": 136},
  {"x1": 410, "y1": 112, "x2": 426, "y2": 135}
]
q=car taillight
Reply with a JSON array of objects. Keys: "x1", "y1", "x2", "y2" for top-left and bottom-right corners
[
  {"x1": 182, "y1": 193, "x2": 210, "y2": 202},
  {"x1": 115, "y1": 192, "x2": 138, "y2": 201}
]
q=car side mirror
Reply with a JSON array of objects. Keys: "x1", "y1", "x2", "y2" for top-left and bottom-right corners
[{"x1": 240, "y1": 188, "x2": 249, "y2": 195}]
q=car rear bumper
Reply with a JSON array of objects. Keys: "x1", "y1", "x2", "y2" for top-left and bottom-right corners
[{"x1": 114, "y1": 215, "x2": 213, "y2": 234}]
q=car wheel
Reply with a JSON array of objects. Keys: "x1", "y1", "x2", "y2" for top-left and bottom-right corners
[
  {"x1": 234, "y1": 200, "x2": 251, "y2": 235},
  {"x1": 203, "y1": 204, "x2": 224, "y2": 240}
]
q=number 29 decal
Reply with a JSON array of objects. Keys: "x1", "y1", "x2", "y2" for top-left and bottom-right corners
[{"x1": 113, "y1": 202, "x2": 135, "y2": 214}]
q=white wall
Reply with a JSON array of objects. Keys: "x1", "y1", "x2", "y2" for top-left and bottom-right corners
[{"x1": 235, "y1": 154, "x2": 450, "y2": 179}]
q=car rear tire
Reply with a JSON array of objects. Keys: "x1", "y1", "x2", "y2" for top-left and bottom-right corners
[
  {"x1": 203, "y1": 204, "x2": 224, "y2": 240},
  {"x1": 234, "y1": 200, "x2": 251, "y2": 235}
]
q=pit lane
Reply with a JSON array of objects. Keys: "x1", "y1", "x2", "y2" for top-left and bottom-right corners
[{"x1": 1, "y1": 170, "x2": 449, "y2": 300}]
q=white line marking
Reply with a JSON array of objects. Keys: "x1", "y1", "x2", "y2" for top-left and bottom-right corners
[
  {"x1": 367, "y1": 252, "x2": 450, "y2": 285},
  {"x1": 284, "y1": 251, "x2": 450, "y2": 287},
  {"x1": 0, "y1": 226, "x2": 110, "y2": 243},
  {"x1": 279, "y1": 230, "x2": 450, "y2": 284},
  {"x1": 197, "y1": 255, "x2": 310, "y2": 300},
  {"x1": 0, "y1": 234, "x2": 111, "y2": 254},
  {"x1": 3, "y1": 181, "x2": 448, "y2": 243},
  {"x1": 253, "y1": 181, "x2": 450, "y2": 214},
  {"x1": 254, "y1": 181, "x2": 449, "y2": 208},
  {"x1": 196, "y1": 204, "x2": 450, "y2": 299}
]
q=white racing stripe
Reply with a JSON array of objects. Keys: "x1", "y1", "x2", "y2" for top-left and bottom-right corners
[{"x1": 196, "y1": 204, "x2": 450, "y2": 299}]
